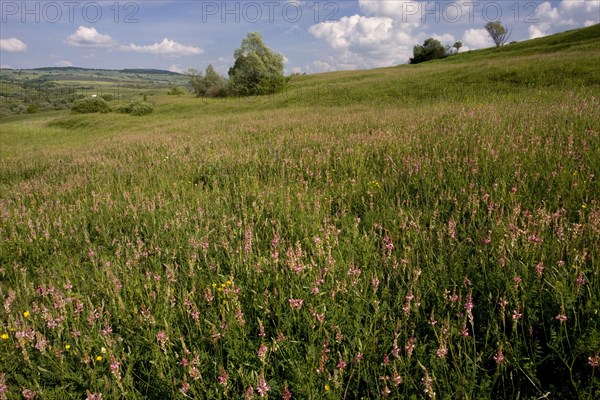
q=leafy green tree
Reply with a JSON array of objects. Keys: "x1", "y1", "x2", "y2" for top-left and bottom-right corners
[
  {"x1": 187, "y1": 68, "x2": 207, "y2": 97},
  {"x1": 203, "y1": 65, "x2": 228, "y2": 97},
  {"x1": 485, "y1": 21, "x2": 512, "y2": 47},
  {"x1": 228, "y1": 32, "x2": 287, "y2": 96},
  {"x1": 453, "y1": 41, "x2": 463, "y2": 54},
  {"x1": 187, "y1": 65, "x2": 227, "y2": 97},
  {"x1": 409, "y1": 38, "x2": 448, "y2": 64}
]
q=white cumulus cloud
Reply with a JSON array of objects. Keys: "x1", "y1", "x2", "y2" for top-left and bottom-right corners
[
  {"x1": 168, "y1": 64, "x2": 183, "y2": 73},
  {"x1": 0, "y1": 38, "x2": 27, "y2": 52},
  {"x1": 67, "y1": 26, "x2": 115, "y2": 48},
  {"x1": 120, "y1": 38, "x2": 203, "y2": 56},
  {"x1": 309, "y1": 14, "x2": 417, "y2": 70},
  {"x1": 55, "y1": 60, "x2": 74, "y2": 67},
  {"x1": 527, "y1": 0, "x2": 600, "y2": 39},
  {"x1": 462, "y1": 29, "x2": 494, "y2": 50}
]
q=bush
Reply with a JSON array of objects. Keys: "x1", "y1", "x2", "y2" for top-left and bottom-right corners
[
  {"x1": 167, "y1": 86, "x2": 186, "y2": 96},
  {"x1": 100, "y1": 94, "x2": 114, "y2": 101},
  {"x1": 71, "y1": 97, "x2": 110, "y2": 114},
  {"x1": 115, "y1": 100, "x2": 154, "y2": 116}
]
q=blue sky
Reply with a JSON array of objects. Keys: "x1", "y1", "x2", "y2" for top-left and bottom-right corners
[{"x1": 1, "y1": 1, "x2": 598, "y2": 74}]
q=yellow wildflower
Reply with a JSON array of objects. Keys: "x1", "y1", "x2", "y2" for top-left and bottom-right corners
[
  {"x1": 23, "y1": 311, "x2": 30, "y2": 318},
  {"x1": 65, "y1": 344, "x2": 71, "y2": 350},
  {"x1": 96, "y1": 355, "x2": 103, "y2": 361},
  {"x1": 1, "y1": 333, "x2": 9, "y2": 340},
  {"x1": 325, "y1": 384, "x2": 330, "y2": 391}
]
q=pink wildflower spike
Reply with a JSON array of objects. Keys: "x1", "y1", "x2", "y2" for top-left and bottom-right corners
[
  {"x1": 256, "y1": 374, "x2": 270, "y2": 397},
  {"x1": 493, "y1": 350, "x2": 505, "y2": 365},
  {"x1": 289, "y1": 298, "x2": 303, "y2": 310}
]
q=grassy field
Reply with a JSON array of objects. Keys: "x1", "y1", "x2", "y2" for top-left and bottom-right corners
[{"x1": 1, "y1": 25, "x2": 599, "y2": 399}]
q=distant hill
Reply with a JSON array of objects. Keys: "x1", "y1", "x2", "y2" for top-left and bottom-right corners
[
  {"x1": 119, "y1": 69, "x2": 183, "y2": 76},
  {"x1": 31, "y1": 67, "x2": 182, "y2": 76}
]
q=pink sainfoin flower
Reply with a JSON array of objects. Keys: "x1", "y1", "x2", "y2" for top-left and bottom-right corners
[
  {"x1": 0, "y1": 373, "x2": 7, "y2": 396},
  {"x1": 494, "y1": 349, "x2": 505, "y2": 365},
  {"x1": 555, "y1": 312, "x2": 568, "y2": 323},
  {"x1": 289, "y1": 298, "x2": 303, "y2": 310},
  {"x1": 218, "y1": 369, "x2": 229, "y2": 387},
  {"x1": 256, "y1": 374, "x2": 270, "y2": 397},
  {"x1": 3, "y1": 290, "x2": 15, "y2": 313},
  {"x1": 257, "y1": 343, "x2": 268, "y2": 360},
  {"x1": 156, "y1": 331, "x2": 168, "y2": 347},
  {"x1": 588, "y1": 355, "x2": 599, "y2": 368},
  {"x1": 372, "y1": 276, "x2": 380, "y2": 291},
  {"x1": 576, "y1": 275, "x2": 586, "y2": 286},
  {"x1": 513, "y1": 276, "x2": 522, "y2": 285},
  {"x1": 85, "y1": 391, "x2": 103, "y2": 400},
  {"x1": 512, "y1": 307, "x2": 523, "y2": 320},
  {"x1": 436, "y1": 345, "x2": 448, "y2": 359},
  {"x1": 405, "y1": 337, "x2": 416, "y2": 357},
  {"x1": 383, "y1": 235, "x2": 394, "y2": 254},
  {"x1": 110, "y1": 357, "x2": 121, "y2": 379},
  {"x1": 382, "y1": 354, "x2": 390, "y2": 366},
  {"x1": 258, "y1": 320, "x2": 266, "y2": 337},
  {"x1": 282, "y1": 382, "x2": 292, "y2": 400},
  {"x1": 421, "y1": 371, "x2": 436, "y2": 399},
  {"x1": 244, "y1": 386, "x2": 254, "y2": 400},
  {"x1": 464, "y1": 293, "x2": 474, "y2": 321},
  {"x1": 180, "y1": 381, "x2": 191, "y2": 394},
  {"x1": 535, "y1": 262, "x2": 544, "y2": 277},
  {"x1": 336, "y1": 357, "x2": 347, "y2": 369},
  {"x1": 22, "y1": 389, "x2": 38, "y2": 399}
]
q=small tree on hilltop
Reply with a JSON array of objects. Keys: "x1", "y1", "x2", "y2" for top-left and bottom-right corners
[
  {"x1": 228, "y1": 32, "x2": 286, "y2": 96},
  {"x1": 485, "y1": 21, "x2": 512, "y2": 47},
  {"x1": 453, "y1": 41, "x2": 463, "y2": 54},
  {"x1": 410, "y1": 38, "x2": 448, "y2": 64}
]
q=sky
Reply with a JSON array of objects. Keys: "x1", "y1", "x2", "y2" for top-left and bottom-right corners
[{"x1": 1, "y1": 0, "x2": 598, "y2": 74}]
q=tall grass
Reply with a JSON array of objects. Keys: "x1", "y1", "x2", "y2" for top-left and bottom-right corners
[{"x1": 0, "y1": 25, "x2": 599, "y2": 399}]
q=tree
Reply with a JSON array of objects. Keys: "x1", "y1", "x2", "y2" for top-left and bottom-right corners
[
  {"x1": 228, "y1": 32, "x2": 286, "y2": 96},
  {"x1": 187, "y1": 68, "x2": 207, "y2": 97},
  {"x1": 485, "y1": 21, "x2": 512, "y2": 47},
  {"x1": 453, "y1": 41, "x2": 463, "y2": 54},
  {"x1": 203, "y1": 65, "x2": 228, "y2": 97},
  {"x1": 187, "y1": 65, "x2": 227, "y2": 97},
  {"x1": 409, "y1": 38, "x2": 448, "y2": 64}
]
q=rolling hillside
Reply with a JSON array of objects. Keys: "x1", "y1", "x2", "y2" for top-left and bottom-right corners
[{"x1": 0, "y1": 25, "x2": 599, "y2": 400}]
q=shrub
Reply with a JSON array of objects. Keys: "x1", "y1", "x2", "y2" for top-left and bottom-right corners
[
  {"x1": 100, "y1": 94, "x2": 114, "y2": 101},
  {"x1": 115, "y1": 99, "x2": 154, "y2": 116},
  {"x1": 71, "y1": 97, "x2": 110, "y2": 114},
  {"x1": 167, "y1": 86, "x2": 186, "y2": 96}
]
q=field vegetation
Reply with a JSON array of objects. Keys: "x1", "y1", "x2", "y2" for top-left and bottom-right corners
[{"x1": 0, "y1": 25, "x2": 599, "y2": 399}]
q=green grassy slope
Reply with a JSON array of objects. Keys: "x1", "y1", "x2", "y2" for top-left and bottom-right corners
[{"x1": 0, "y1": 25, "x2": 599, "y2": 400}]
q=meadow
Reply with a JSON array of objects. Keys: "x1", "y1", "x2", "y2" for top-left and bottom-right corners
[{"x1": 0, "y1": 25, "x2": 599, "y2": 399}]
